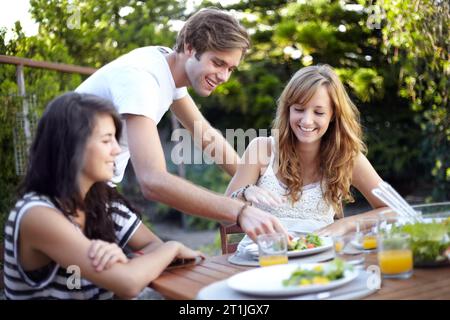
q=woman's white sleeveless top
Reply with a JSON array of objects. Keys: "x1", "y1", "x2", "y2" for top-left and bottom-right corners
[{"x1": 237, "y1": 137, "x2": 335, "y2": 251}]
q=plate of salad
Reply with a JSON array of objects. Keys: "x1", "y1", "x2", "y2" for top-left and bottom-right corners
[
  {"x1": 227, "y1": 259, "x2": 358, "y2": 296},
  {"x1": 244, "y1": 234, "x2": 333, "y2": 258}
]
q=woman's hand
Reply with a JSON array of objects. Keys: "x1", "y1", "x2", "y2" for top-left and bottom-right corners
[
  {"x1": 315, "y1": 218, "x2": 353, "y2": 237},
  {"x1": 175, "y1": 242, "x2": 206, "y2": 260},
  {"x1": 244, "y1": 185, "x2": 285, "y2": 207},
  {"x1": 88, "y1": 239, "x2": 129, "y2": 272}
]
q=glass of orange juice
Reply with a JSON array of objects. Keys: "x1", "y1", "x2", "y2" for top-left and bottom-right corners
[
  {"x1": 332, "y1": 234, "x2": 365, "y2": 266},
  {"x1": 356, "y1": 217, "x2": 380, "y2": 252},
  {"x1": 378, "y1": 233, "x2": 413, "y2": 279},
  {"x1": 257, "y1": 233, "x2": 288, "y2": 267}
]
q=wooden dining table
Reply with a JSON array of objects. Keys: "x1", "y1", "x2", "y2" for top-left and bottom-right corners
[{"x1": 150, "y1": 252, "x2": 450, "y2": 300}]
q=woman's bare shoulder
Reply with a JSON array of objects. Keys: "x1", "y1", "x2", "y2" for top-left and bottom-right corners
[{"x1": 243, "y1": 136, "x2": 273, "y2": 174}]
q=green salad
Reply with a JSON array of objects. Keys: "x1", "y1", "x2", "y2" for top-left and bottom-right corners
[
  {"x1": 282, "y1": 258, "x2": 351, "y2": 286},
  {"x1": 288, "y1": 234, "x2": 323, "y2": 251},
  {"x1": 391, "y1": 217, "x2": 450, "y2": 265}
]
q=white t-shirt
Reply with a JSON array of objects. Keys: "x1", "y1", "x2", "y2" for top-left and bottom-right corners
[{"x1": 76, "y1": 46, "x2": 188, "y2": 183}]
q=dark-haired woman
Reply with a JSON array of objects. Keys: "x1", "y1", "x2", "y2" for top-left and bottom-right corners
[{"x1": 3, "y1": 92, "x2": 203, "y2": 299}]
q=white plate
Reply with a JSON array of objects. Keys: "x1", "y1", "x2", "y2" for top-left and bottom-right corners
[
  {"x1": 244, "y1": 236, "x2": 333, "y2": 258},
  {"x1": 350, "y1": 239, "x2": 363, "y2": 250},
  {"x1": 227, "y1": 263, "x2": 359, "y2": 297}
]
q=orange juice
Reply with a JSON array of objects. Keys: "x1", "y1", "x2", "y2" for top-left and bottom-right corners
[
  {"x1": 259, "y1": 255, "x2": 288, "y2": 267},
  {"x1": 362, "y1": 235, "x2": 377, "y2": 250},
  {"x1": 378, "y1": 249, "x2": 413, "y2": 274},
  {"x1": 334, "y1": 241, "x2": 344, "y2": 253}
]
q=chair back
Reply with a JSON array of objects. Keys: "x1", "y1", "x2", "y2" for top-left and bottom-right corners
[{"x1": 219, "y1": 223, "x2": 244, "y2": 254}]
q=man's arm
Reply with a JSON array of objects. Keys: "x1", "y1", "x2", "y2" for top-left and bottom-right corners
[
  {"x1": 170, "y1": 95, "x2": 239, "y2": 176},
  {"x1": 125, "y1": 114, "x2": 288, "y2": 241}
]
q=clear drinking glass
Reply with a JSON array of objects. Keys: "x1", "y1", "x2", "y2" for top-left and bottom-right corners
[
  {"x1": 355, "y1": 217, "x2": 380, "y2": 252},
  {"x1": 332, "y1": 234, "x2": 365, "y2": 265},
  {"x1": 377, "y1": 233, "x2": 413, "y2": 279},
  {"x1": 256, "y1": 233, "x2": 288, "y2": 267}
]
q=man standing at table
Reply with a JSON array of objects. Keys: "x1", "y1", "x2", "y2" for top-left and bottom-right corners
[{"x1": 76, "y1": 8, "x2": 287, "y2": 241}]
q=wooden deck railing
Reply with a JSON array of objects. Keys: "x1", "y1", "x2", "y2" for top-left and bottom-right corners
[{"x1": 0, "y1": 55, "x2": 97, "y2": 75}]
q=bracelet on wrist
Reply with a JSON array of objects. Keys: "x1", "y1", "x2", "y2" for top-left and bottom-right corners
[
  {"x1": 236, "y1": 203, "x2": 249, "y2": 228},
  {"x1": 231, "y1": 184, "x2": 251, "y2": 200},
  {"x1": 230, "y1": 189, "x2": 241, "y2": 199},
  {"x1": 242, "y1": 184, "x2": 253, "y2": 202}
]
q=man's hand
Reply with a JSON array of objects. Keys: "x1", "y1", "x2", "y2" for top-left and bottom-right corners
[{"x1": 238, "y1": 206, "x2": 290, "y2": 242}]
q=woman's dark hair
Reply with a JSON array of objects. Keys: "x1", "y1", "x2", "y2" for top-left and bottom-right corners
[{"x1": 19, "y1": 92, "x2": 139, "y2": 242}]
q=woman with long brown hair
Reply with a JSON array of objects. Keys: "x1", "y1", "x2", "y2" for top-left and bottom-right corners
[
  {"x1": 3, "y1": 92, "x2": 203, "y2": 299},
  {"x1": 226, "y1": 64, "x2": 387, "y2": 249}
]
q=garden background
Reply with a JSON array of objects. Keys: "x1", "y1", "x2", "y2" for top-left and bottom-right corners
[{"x1": 0, "y1": 0, "x2": 448, "y2": 249}]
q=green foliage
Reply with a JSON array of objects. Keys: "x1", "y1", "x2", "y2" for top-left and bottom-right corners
[
  {"x1": 29, "y1": 0, "x2": 183, "y2": 66},
  {"x1": 182, "y1": 164, "x2": 231, "y2": 230},
  {"x1": 372, "y1": 0, "x2": 450, "y2": 200},
  {"x1": 0, "y1": 95, "x2": 22, "y2": 242},
  {"x1": 197, "y1": 231, "x2": 222, "y2": 256},
  {"x1": 336, "y1": 68, "x2": 384, "y2": 103}
]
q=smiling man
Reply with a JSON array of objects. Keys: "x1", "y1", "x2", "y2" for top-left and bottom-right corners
[{"x1": 76, "y1": 8, "x2": 287, "y2": 241}]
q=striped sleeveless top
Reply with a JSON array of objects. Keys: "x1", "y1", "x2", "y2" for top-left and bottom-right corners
[{"x1": 3, "y1": 192, "x2": 141, "y2": 300}]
